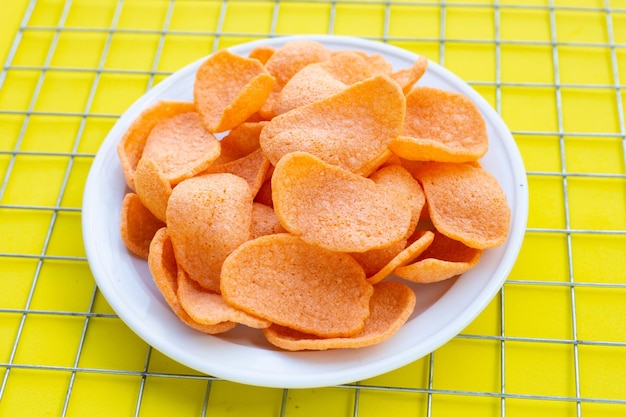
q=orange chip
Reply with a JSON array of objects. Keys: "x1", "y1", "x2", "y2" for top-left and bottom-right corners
[
  {"x1": 389, "y1": 86, "x2": 488, "y2": 162},
  {"x1": 367, "y1": 230, "x2": 434, "y2": 284},
  {"x1": 177, "y1": 268, "x2": 271, "y2": 328},
  {"x1": 363, "y1": 53, "x2": 393, "y2": 76},
  {"x1": 262, "y1": 281, "x2": 416, "y2": 351},
  {"x1": 260, "y1": 40, "x2": 331, "y2": 118},
  {"x1": 248, "y1": 45, "x2": 275, "y2": 64},
  {"x1": 216, "y1": 121, "x2": 267, "y2": 163},
  {"x1": 273, "y1": 51, "x2": 373, "y2": 115},
  {"x1": 351, "y1": 238, "x2": 408, "y2": 277},
  {"x1": 394, "y1": 230, "x2": 482, "y2": 283},
  {"x1": 260, "y1": 75, "x2": 406, "y2": 173},
  {"x1": 120, "y1": 193, "x2": 165, "y2": 259},
  {"x1": 194, "y1": 49, "x2": 275, "y2": 133},
  {"x1": 140, "y1": 111, "x2": 221, "y2": 184},
  {"x1": 370, "y1": 164, "x2": 425, "y2": 237},
  {"x1": 251, "y1": 202, "x2": 286, "y2": 239},
  {"x1": 272, "y1": 152, "x2": 413, "y2": 252},
  {"x1": 204, "y1": 148, "x2": 271, "y2": 197},
  {"x1": 221, "y1": 233, "x2": 373, "y2": 338},
  {"x1": 148, "y1": 228, "x2": 238, "y2": 334},
  {"x1": 353, "y1": 149, "x2": 394, "y2": 177},
  {"x1": 414, "y1": 162, "x2": 510, "y2": 249},
  {"x1": 133, "y1": 158, "x2": 172, "y2": 222},
  {"x1": 166, "y1": 173, "x2": 253, "y2": 292},
  {"x1": 117, "y1": 100, "x2": 196, "y2": 190},
  {"x1": 264, "y1": 40, "x2": 331, "y2": 90},
  {"x1": 390, "y1": 55, "x2": 428, "y2": 94}
]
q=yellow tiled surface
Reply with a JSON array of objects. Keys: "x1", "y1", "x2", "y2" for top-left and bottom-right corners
[{"x1": 1, "y1": 0, "x2": 625, "y2": 416}]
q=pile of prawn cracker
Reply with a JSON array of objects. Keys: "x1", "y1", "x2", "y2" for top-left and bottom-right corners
[{"x1": 117, "y1": 40, "x2": 511, "y2": 351}]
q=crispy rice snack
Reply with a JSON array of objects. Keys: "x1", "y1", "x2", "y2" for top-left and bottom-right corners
[
  {"x1": 221, "y1": 233, "x2": 373, "y2": 338},
  {"x1": 120, "y1": 193, "x2": 165, "y2": 259},
  {"x1": 133, "y1": 158, "x2": 172, "y2": 223},
  {"x1": 216, "y1": 121, "x2": 266, "y2": 163},
  {"x1": 203, "y1": 148, "x2": 271, "y2": 197},
  {"x1": 350, "y1": 238, "x2": 408, "y2": 278},
  {"x1": 260, "y1": 75, "x2": 406, "y2": 173},
  {"x1": 194, "y1": 49, "x2": 275, "y2": 133},
  {"x1": 370, "y1": 164, "x2": 425, "y2": 237},
  {"x1": 274, "y1": 51, "x2": 373, "y2": 115},
  {"x1": 177, "y1": 268, "x2": 271, "y2": 328},
  {"x1": 414, "y1": 162, "x2": 510, "y2": 249},
  {"x1": 118, "y1": 100, "x2": 195, "y2": 190},
  {"x1": 140, "y1": 111, "x2": 221, "y2": 185},
  {"x1": 367, "y1": 231, "x2": 435, "y2": 285},
  {"x1": 263, "y1": 281, "x2": 416, "y2": 351},
  {"x1": 390, "y1": 55, "x2": 428, "y2": 94},
  {"x1": 260, "y1": 40, "x2": 331, "y2": 118},
  {"x1": 272, "y1": 152, "x2": 413, "y2": 253},
  {"x1": 148, "y1": 228, "x2": 237, "y2": 334},
  {"x1": 395, "y1": 230, "x2": 483, "y2": 283},
  {"x1": 389, "y1": 86, "x2": 488, "y2": 162},
  {"x1": 248, "y1": 45, "x2": 276, "y2": 64},
  {"x1": 166, "y1": 173, "x2": 253, "y2": 292}
]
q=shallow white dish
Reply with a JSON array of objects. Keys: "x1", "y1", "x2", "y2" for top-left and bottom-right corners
[{"x1": 82, "y1": 35, "x2": 528, "y2": 388}]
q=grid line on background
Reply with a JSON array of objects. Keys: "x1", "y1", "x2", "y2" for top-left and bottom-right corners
[{"x1": 1, "y1": 0, "x2": 625, "y2": 416}]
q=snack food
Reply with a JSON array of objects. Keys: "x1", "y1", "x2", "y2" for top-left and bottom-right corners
[{"x1": 116, "y1": 40, "x2": 511, "y2": 351}]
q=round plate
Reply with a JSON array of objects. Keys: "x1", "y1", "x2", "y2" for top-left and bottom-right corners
[{"x1": 82, "y1": 35, "x2": 528, "y2": 388}]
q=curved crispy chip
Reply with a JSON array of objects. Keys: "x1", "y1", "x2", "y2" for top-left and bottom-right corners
[
  {"x1": 414, "y1": 162, "x2": 510, "y2": 249},
  {"x1": 248, "y1": 45, "x2": 275, "y2": 64},
  {"x1": 141, "y1": 112, "x2": 221, "y2": 184},
  {"x1": 274, "y1": 51, "x2": 372, "y2": 115},
  {"x1": 395, "y1": 230, "x2": 482, "y2": 283},
  {"x1": 194, "y1": 49, "x2": 275, "y2": 133},
  {"x1": 262, "y1": 281, "x2": 416, "y2": 351},
  {"x1": 134, "y1": 158, "x2": 172, "y2": 223},
  {"x1": 370, "y1": 164, "x2": 425, "y2": 237},
  {"x1": 177, "y1": 268, "x2": 271, "y2": 328},
  {"x1": 367, "y1": 231, "x2": 434, "y2": 284},
  {"x1": 216, "y1": 121, "x2": 266, "y2": 163},
  {"x1": 351, "y1": 239, "x2": 408, "y2": 278},
  {"x1": 272, "y1": 152, "x2": 413, "y2": 252},
  {"x1": 389, "y1": 86, "x2": 488, "y2": 162},
  {"x1": 166, "y1": 173, "x2": 253, "y2": 292},
  {"x1": 148, "y1": 228, "x2": 237, "y2": 334},
  {"x1": 221, "y1": 233, "x2": 372, "y2": 338},
  {"x1": 117, "y1": 100, "x2": 195, "y2": 190},
  {"x1": 260, "y1": 40, "x2": 331, "y2": 118},
  {"x1": 203, "y1": 148, "x2": 270, "y2": 197},
  {"x1": 354, "y1": 149, "x2": 394, "y2": 177},
  {"x1": 120, "y1": 193, "x2": 165, "y2": 259},
  {"x1": 390, "y1": 56, "x2": 428, "y2": 94},
  {"x1": 261, "y1": 75, "x2": 406, "y2": 173}
]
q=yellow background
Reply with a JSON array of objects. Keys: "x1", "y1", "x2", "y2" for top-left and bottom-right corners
[{"x1": 1, "y1": 0, "x2": 625, "y2": 416}]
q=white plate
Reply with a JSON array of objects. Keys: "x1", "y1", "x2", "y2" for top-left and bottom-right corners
[{"x1": 82, "y1": 35, "x2": 528, "y2": 388}]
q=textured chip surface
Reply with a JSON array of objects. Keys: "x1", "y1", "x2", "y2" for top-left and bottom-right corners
[
  {"x1": 389, "y1": 86, "x2": 488, "y2": 162},
  {"x1": 141, "y1": 112, "x2": 221, "y2": 184},
  {"x1": 272, "y1": 152, "x2": 413, "y2": 252},
  {"x1": 260, "y1": 76, "x2": 406, "y2": 173},
  {"x1": 166, "y1": 173, "x2": 253, "y2": 292},
  {"x1": 147, "y1": 228, "x2": 237, "y2": 334},
  {"x1": 120, "y1": 193, "x2": 165, "y2": 259},
  {"x1": 221, "y1": 233, "x2": 373, "y2": 338},
  {"x1": 262, "y1": 281, "x2": 416, "y2": 351},
  {"x1": 414, "y1": 162, "x2": 510, "y2": 249}
]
